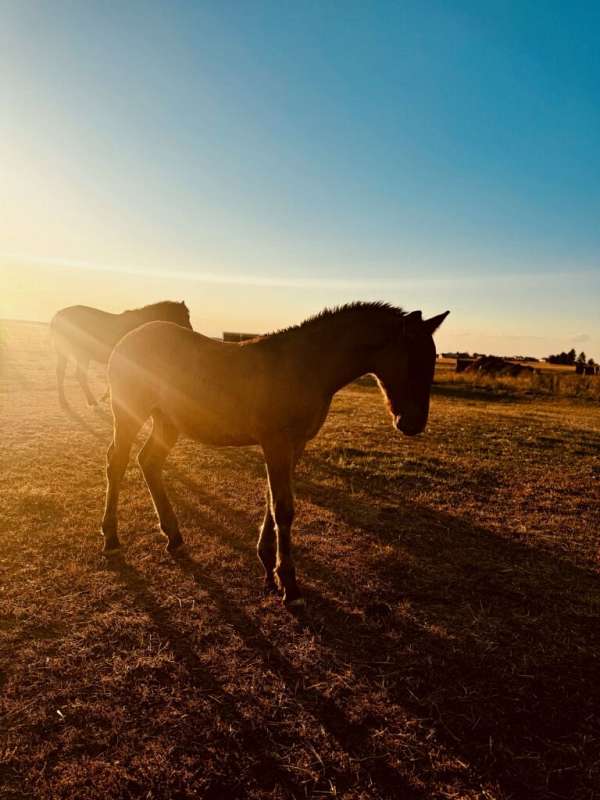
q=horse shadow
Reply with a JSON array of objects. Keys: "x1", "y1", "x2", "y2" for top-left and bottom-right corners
[
  {"x1": 103, "y1": 553, "x2": 311, "y2": 799},
  {"x1": 58, "y1": 397, "x2": 108, "y2": 441},
  {"x1": 151, "y1": 455, "x2": 600, "y2": 800},
  {"x1": 105, "y1": 539, "x2": 427, "y2": 798},
  {"x1": 62, "y1": 402, "x2": 596, "y2": 798}
]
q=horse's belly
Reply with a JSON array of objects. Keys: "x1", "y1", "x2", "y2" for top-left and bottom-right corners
[
  {"x1": 188, "y1": 426, "x2": 257, "y2": 447},
  {"x1": 169, "y1": 409, "x2": 257, "y2": 447}
]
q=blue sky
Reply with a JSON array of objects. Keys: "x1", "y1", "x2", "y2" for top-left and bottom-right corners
[{"x1": 1, "y1": 1, "x2": 599, "y2": 357}]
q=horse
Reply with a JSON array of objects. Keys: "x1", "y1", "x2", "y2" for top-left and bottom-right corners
[
  {"x1": 50, "y1": 301, "x2": 192, "y2": 406},
  {"x1": 101, "y1": 302, "x2": 449, "y2": 608}
]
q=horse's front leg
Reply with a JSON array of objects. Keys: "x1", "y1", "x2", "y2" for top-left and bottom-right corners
[{"x1": 262, "y1": 438, "x2": 303, "y2": 608}]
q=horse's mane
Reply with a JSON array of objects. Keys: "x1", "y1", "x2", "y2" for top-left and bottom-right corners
[
  {"x1": 123, "y1": 300, "x2": 188, "y2": 315},
  {"x1": 253, "y1": 301, "x2": 407, "y2": 344}
]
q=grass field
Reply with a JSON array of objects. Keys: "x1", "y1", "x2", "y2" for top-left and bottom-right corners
[
  {"x1": 434, "y1": 358, "x2": 600, "y2": 402},
  {"x1": 1, "y1": 320, "x2": 600, "y2": 800}
]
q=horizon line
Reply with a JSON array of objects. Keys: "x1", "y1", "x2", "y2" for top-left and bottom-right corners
[{"x1": 2, "y1": 253, "x2": 597, "y2": 292}]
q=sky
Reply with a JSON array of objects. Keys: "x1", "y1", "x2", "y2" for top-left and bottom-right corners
[{"x1": 1, "y1": 0, "x2": 599, "y2": 358}]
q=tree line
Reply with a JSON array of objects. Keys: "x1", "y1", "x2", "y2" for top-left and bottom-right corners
[
  {"x1": 546, "y1": 349, "x2": 596, "y2": 366},
  {"x1": 441, "y1": 349, "x2": 597, "y2": 366}
]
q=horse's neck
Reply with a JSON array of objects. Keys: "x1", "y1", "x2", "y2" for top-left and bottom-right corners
[{"x1": 299, "y1": 314, "x2": 387, "y2": 395}]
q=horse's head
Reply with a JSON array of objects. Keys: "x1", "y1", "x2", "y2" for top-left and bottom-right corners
[
  {"x1": 138, "y1": 301, "x2": 193, "y2": 329},
  {"x1": 173, "y1": 301, "x2": 193, "y2": 330},
  {"x1": 373, "y1": 310, "x2": 449, "y2": 436}
]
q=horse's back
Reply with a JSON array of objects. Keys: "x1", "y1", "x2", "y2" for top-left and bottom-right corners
[
  {"x1": 108, "y1": 321, "x2": 328, "y2": 446},
  {"x1": 51, "y1": 305, "x2": 119, "y2": 362},
  {"x1": 111, "y1": 320, "x2": 215, "y2": 359},
  {"x1": 108, "y1": 322, "x2": 269, "y2": 444},
  {"x1": 109, "y1": 321, "x2": 232, "y2": 395},
  {"x1": 52, "y1": 305, "x2": 116, "y2": 326}
]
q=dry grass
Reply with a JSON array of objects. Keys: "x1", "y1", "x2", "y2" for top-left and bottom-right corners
[
  {"x1": 1, "y1": 320, "x2": 600, "y2": 800},
  {"x1": 435, "y1": 359, "x2": 600, "y2": 401}
]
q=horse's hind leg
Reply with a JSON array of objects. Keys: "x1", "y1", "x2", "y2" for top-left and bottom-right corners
[
  {"x1": 101, "y1": 409, "x2": 139, "y2": 553},
  {"x1": 138, "y1": 414, "x2": 182, "y2": 552},
  {"x1": 56, "y1": 352, "x2": 68, "y2": 406},
  {"x1": 75, "y1": 358, "x2": 97, "y2": 406},
  {"x1": 257, "y1": 490, "x2": 277, "y2": 593}
]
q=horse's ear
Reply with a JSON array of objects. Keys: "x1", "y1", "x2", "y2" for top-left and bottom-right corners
[
  {"x1": 401, "y1": 310, "x2": 423, "y2": 338},
  {"x1": 423, "y1": 310, "x2": 450, "y2": 334}
]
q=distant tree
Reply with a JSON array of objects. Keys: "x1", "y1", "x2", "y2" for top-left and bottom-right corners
[
  {"x1": 577, "y1": 351, "x2": 587, "y2": 363},
  {"x1": 546, "y1": 349, "x2": 580, "y2": 365},
  {"x1": 588, "y1": 357, "x2": 596, "y2": 366}
]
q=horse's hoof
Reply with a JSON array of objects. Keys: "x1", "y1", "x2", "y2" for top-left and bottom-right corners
[
  {"x1": 102, "y1": 542, "x2": 121, "y2": 556},
  {"x1": 166, "y1": 539, "x2": 186, "y2": 555}
]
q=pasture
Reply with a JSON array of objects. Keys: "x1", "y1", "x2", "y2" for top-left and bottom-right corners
[{"x1": 1, "y1": 319, "x2": 599, "y2": 800}]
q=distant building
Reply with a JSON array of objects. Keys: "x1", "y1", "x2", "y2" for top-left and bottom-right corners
[{"x1": 222, "y1": 331, "x2": 260, "y2": 343}]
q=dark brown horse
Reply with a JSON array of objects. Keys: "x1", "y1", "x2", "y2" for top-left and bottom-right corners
[
  {"x1": 101, "y1": 302, "x2": 449, "y2": 607},
  {"x1": 50, "y1": 301, "x2": 192, "y2": 406}
]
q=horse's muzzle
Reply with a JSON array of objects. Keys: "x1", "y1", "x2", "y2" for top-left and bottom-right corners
[{"x1": 394, "y1": 415, "x2": 426, "y2": 436}]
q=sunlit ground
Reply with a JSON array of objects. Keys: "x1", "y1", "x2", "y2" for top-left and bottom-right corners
[{"x1": 1, "y1": 320, "x2": 599, "y2": 799}]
